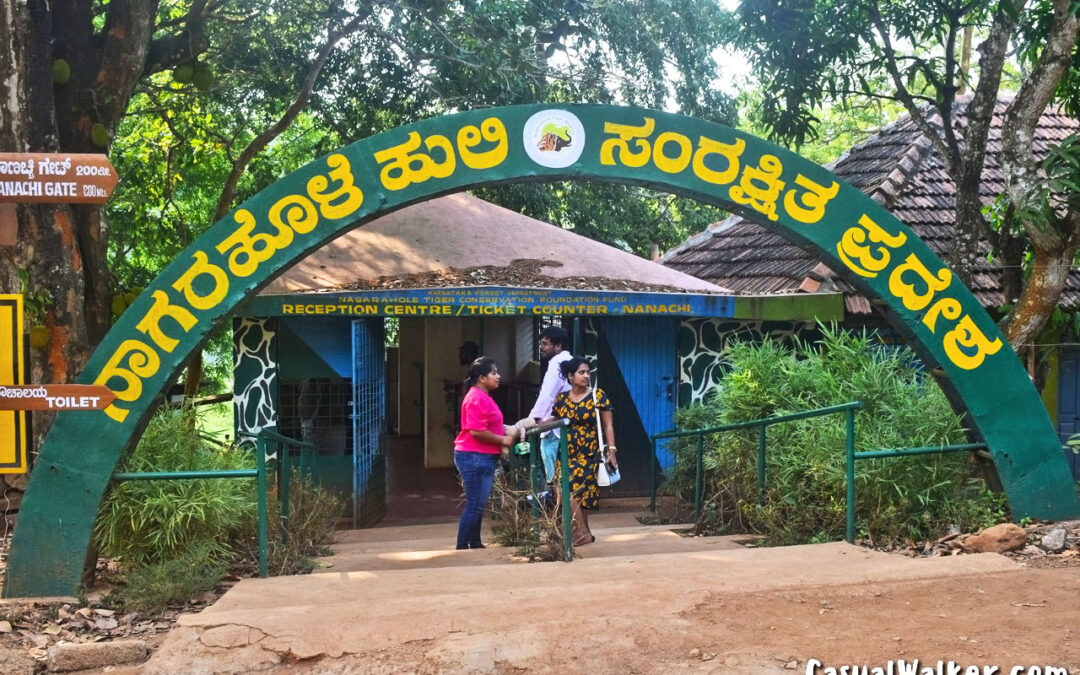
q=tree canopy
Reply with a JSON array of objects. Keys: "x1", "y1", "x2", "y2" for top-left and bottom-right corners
[
  {"x1": 2, "y1": 0, "x2": 737, "y2": 428},
  {"x1": 730, "y1": 0, "x2": 1080, "y2": 353}
]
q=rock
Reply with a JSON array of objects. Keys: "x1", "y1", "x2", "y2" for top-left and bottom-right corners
[
  {"x1": 0, "y1": 620, "x2": 11, "y2": 632},
  {"x1": 200, "y1": 624, "x2": 264, "y2": 648},
  {"x1": 963, "y1": 523, "x2": 1028, "y2": 553},
  {"x1": 27, "y1": 633, "x2": 49, "y2": 648},
  {"x1": 1040, "y1": 528, "x2": 1068, "y2": 553},
  {"x1": 47, "y1": 639, "x2": 147, "y2": 672},
  {"x1": 0, "y1": 646, "x2": 37, "y2": 675}
]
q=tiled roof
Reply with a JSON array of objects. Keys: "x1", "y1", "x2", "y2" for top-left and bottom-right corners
[
  {"x1": 262, "y1": 192, "x2": 730, "y2": 295},
  {"x1": 662, "y1": 100, "x2": 1080, "y2": 314}
]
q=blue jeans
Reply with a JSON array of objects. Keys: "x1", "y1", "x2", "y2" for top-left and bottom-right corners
[
  {"x1": 454, "y1": 450, "x2": 499, "y2": 549},
  {"x1": 540, "y1": 433, "x2": 560, "y2": 483}
]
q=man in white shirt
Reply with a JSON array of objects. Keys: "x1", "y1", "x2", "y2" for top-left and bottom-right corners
[{"x1": 525, "y1": 325, "x2": 572, "y2": 483}]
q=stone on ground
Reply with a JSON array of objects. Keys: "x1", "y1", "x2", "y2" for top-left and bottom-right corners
[
  {"x1": 962, "y1": 523, "x2": 1027, "y2": 553},
  {"x1": 47, "y1": 639, "x2": 147, "y2": 672}
]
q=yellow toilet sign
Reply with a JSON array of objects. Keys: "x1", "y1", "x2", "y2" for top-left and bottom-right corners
[{"x1": 0, "y1": 295, "x2": 27, "y2": 473}]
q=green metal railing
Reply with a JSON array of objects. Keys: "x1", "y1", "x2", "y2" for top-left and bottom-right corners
[
  {"x1": 522, "y1": 418, "x2": 573, "y2": 560},
  {"x1": 650, "y1": 402, "x2": 864, "y2": 521},
  {"x1": 248, "y1": 429, "x2": 316, "y2": 538},
  {"x1": 113, "y1": 428, "x2": 314, "y2": 579},
  {"x1": 844, "y1": 441, "x2": 986, "y2": 543}
]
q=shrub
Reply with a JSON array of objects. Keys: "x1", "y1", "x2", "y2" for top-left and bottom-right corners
[
  {"x1": 93, "y1": 406, "x2": 255, "y2": 567},
  {"x1": 93, "y1": 407, "x2": 343, "y2": 613},
  {"x1": 489, "y1": 459, "x2": 567, "y2": 561},
  {"x1": 107, "y1": 542, "x2": 226, "y2": 613},
  {"x1": 234, "y1": 468, "x2": 345, "y2": 576},
  {"x1": 665, "y1": 325, "x2": 1006, "y2": 545}
]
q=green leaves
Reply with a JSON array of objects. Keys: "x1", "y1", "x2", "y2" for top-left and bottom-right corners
[
  {"x1": 93, "y1": 407, "x2": 256, "y2": 567},
  {"x1": 666, "y1": 326, "x2": 1002, "y2": 545}
]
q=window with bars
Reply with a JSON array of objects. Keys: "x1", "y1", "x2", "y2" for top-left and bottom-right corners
[{"x1": 278, "y1": 378, "x2": 353, "y2": 456}]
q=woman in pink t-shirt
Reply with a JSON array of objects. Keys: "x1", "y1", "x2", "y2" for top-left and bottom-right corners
[{"x1": 454, "y1": 357, "x2": 515, "y2": 550}]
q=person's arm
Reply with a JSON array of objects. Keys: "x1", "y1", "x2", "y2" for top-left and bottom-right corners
[
  {"x1": 469, "y1": 429, "x2": 512, "y2": 446},
  {"x1": 600, "y1": 407, "x2": 617, "y2": 468},
  {"x1": 527, "y1": 358, "x2": 564, "y2": 421}
]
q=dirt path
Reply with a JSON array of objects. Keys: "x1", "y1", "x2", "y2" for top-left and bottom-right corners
[
  {"x1": 123, "y1": 514, "x2": 1080, "y2": 675},
  {"x1": 222, "y1": 566, "x2": 1080, "y2": 675},
  {"x1": 243, "y1": 566, "x2": 1080, "y2": 674}
]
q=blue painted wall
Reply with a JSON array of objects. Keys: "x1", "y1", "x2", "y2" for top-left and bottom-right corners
[{"x1": 596, "y1": 317, "x2": 679, "y2": 472}]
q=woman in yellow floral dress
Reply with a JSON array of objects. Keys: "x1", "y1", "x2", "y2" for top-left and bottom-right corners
[{"x1": 549, "y1": 357, "x2": 617, "y2": 545}]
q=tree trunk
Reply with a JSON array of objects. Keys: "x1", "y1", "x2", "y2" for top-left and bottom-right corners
[
  {"x1": 948, "y1": 175, "x2": 988, "y2": 284},
  {"x1": 1, "y1": 2, "x2": 95, "y2": 449},
  {"x1": 1, "y1": 2, "x2": 161, "y2": 450},
  {"x1": 1002, "y1": 244, "x2": 1079, "y2": 352},
  {"x1": 997, "y1": 0, "x2": 1080, "y2": 352}
]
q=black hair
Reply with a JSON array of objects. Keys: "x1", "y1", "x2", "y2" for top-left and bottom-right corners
[
  {"x1": 539, "y1": 325, "x2": 569, "y2": 351},
  {"x1": 458, "y1": 340, "x2": 480, "y2": 365},
  {"x1": 559, "y1": 356, "x2": 591, "y2": 382},
  {"x1": 464, "y1": 356, "x2": 498, "y2": 389}
]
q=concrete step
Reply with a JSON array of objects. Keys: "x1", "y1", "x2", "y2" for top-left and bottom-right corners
[
  {"x1": 316, "y1": 511, "x2": 752, "y2": 573},
  {"x1": 177, "y1": 540, "x2": 1021, "y2": 663}
]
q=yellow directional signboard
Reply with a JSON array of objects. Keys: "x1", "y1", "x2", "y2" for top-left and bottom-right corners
[{"x1": 0, "y1": 295, "x2": 27, "y2": 473}]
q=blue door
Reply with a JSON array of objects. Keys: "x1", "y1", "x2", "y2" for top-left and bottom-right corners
[
  {"x1": 352, "y1": 318, "x2": 386, "y2": 527},
  {"x1": 595, "y1": 317, "x2": 679, "y2": 473},
  {"x1": 1058, "y1": 346, "x2": 1080, "y2": 479}
]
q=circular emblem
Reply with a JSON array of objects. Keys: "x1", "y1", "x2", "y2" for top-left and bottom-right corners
[{"x1": 523, "y1": 110, "x2": 585, "y2": 168}]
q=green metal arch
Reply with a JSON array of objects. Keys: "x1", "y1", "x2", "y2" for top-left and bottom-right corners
[{"x1": 6, "y1": 104, "x2": 1078, "y2": 597}]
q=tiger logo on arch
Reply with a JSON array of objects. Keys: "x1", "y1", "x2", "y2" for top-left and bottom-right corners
[{"x1": 523, "y1": 110, "x2": 585, "y2": 168}]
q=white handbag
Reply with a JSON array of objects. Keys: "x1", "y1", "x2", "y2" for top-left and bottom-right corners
[{"x1": 593, "y1": 387, "x2": 620, "y2": 487}]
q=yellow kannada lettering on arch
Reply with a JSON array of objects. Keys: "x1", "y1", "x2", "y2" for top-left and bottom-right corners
[
  {"x1": 374, "y1": 131, "x2": 456, "y2": 191},
  {"x1": 692, "y1": 136, "x2": 744, "y2": 185},
  {"x1": 729, "y1": 155, "x2": 785, "y2": 221},
  {"x1": 172, "y1": 251, "x2": 229, "y2": 311},
  {"x1": 457, "y1": 118, "x2": 508, "y2": 169},
  {"x1": 652, "y1": 131, "x2": 692, "y2": 174},
  {"x1": 268, "y1": 194, "x2": 319, "y2": 239},
  {"x1": 836, "y1": 214, "x2": 907, "y2": 278},
  {"x1": 943, "y1": 315, "x2": 1003, "y2": 370},
  {"x1": 307, "y1": 154, "x2": 364, "y2": 220},
  {"x1": 888, "y1": 254, "x2": 952, "y2": 312},
  {"x1": 783, "y1": 174, "x2": 839, "y2": 224},
  {"x1": 93, "y1": 339, "x2": 160, "y2": 423},
  {"x1": 135, "y1": 290, "x2": 198, "y2": 353},
  {"x1": 600, "y1": 118, "x2": 654, "y2": 168},
  {"x1": 217, "y1": 209, "x2": 296, "y2": 278},
  {"x1": 923, "y1": 297, "x2": 962, "y2": 333}
]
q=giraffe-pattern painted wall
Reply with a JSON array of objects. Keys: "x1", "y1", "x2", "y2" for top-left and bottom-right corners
[
  {"x1": 233, "y1": 317, "x2": 279, "y2": 452},
  {"x1": 583, "y1": 319, "x2": 599, "y2": 380},
  {"x1": 678, "y1": 319, "x2": 819, "y2": 406}
]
